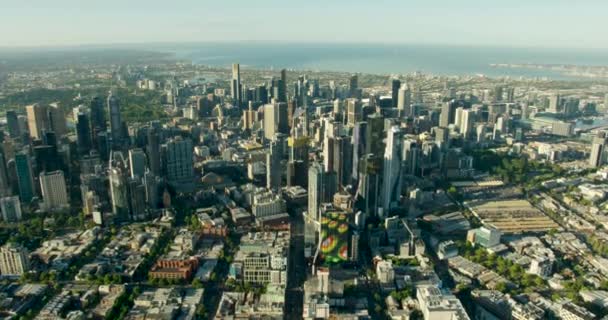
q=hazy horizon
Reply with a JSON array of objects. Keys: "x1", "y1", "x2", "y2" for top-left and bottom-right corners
[{"x1": 4, "y1": 0, "x2": 608, "y2": 50}]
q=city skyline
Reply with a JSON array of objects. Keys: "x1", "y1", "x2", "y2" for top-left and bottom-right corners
[{"x1": 3, "y1": 0, "x2": 608, "y2": 49}]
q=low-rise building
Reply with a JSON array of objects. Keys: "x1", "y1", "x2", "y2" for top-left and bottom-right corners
[{"x1": 417, "y1": 285, "x2": 470, "y2": 320}]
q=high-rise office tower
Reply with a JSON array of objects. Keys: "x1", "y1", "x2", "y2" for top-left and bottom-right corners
[
  {"x1": 381, "y1": 126, "x2": 403, "y2": 215},
  {"x1": 39, "y1": 170, "x2": 69, "y2": 211},
  {"x1": 563, "y1": 98, "x2": 579, "y2": 117},
  {"x1": 146, "y1": 125, "x2": 162, "y2": 176},
  {"x1": 109, "y1": 151, "x2": 129, "y2": 221},
  {"x1": 108, "y1": 92, "x2": 123, "y2": 147},
  {"x1": 308, "y1": 162, "x2": 336, "y2": 222},
  {"x1": 308, "y1": 163, "x2": 324, "y2": 221},
  {"x1": 242, "y1": 101, "x2": 257, "y2": 131},
  {"x1": 589, "y1": 132, "x2": 607, "y2": 168},
  {"x1": 263, "y1": 102, "x2": 288, "y2": 140},
  {"x1": 143, "y1": 170, "x2": 161, "y2": 209},
  {"x1": 476, "y1": 124, "x2": 486, "y2": 143},
  {"x1": 6, "y1": 111, "x2": 20, "y2": 138},
  {"x1": 349, "y1": 75, "x2": 359, "y2": 98},
  {"x1": 0, "y1": 151, "x2": 10, "y2": 197},
  {"x1": 434, "y1": 126, "x2": 450, "y2": 149},
  {"x1": 25, "y1": 104, "x2": 49, "y2": 140},
  {"x1": 231, "y1": 63, "x2": 242, "y2": 107},
  {"x1": 279, "y1": 69, "x2": 288, "y2": 102},
  {"x1": 287, "y1": 134, "x2": 309, "y2": 188},
  {"x1": 127, "y1": 177, "x2": 147, "y2": 220},
  {"x1": 0, "y1": 196, "x2": 22, "y2": 222},
  {"x1": 397, "y1": 84, "x2": 412, "y2": 116},
  {"x1": 493, "y1": 117, "x2": 505, "y2": 140},
  {"x1": 255, "y1": 85, "x2": 269, "y2": 104},
  {"x1": 346, "y1": 99, "x2": 362, "y2": 127},
  {"x1": 439, "y1": 100, "x2": 457, "y2": 127},
  {"x1": 351, "y1": 121, "x2": 367, "y2": 183},
  {"x1": 548, "y1": 94, "x2": 561, "y2": 113},
  {"x1": 47, "y1": 104, "x2": 66, "y2": 137},
  {"x1": 365, "y1": 113, "x2": 385, "y2": 156},
  {"x1": 506, "y1": 87, "x2": 515, "y2": 103},
  {"x1": 460, "y1": 109, "x2": 474, "y2": 139},
  {"x1": 163, "y1": 137, "x2": 193, "y2": 185},
  {"x1": 356, "y1": 154, "x2": 381, "y2": 216},
  {"x1": 494, "y1": 85, "x2": 504, "y2": 102},
  {"x1": 129, "y1": 148, "x2": 147, "y2": 179},
  {"x1": 287, "y1": 160, "x2": 307, "y2": 188},
  {"x1": 76, "y1": 112, "x2": 92, "y2": 155},
  {"x1": 266, "y1": 135, "x2": 284, "y2": 191},
  {"x1": 14, "y1": 151, "x2": 35, "y2": 203},
  {"x1": 0, "y1": 243, "x2": 29, "y2": 276},
  {"x1": 272, "y1": 78, "x2": 287, "y2": 102},
  {"x1": 277, "y1": 102, "x2": 289, "y2": 135},
  {"x1": 338, "y1": 136, "x2": 353, "y2": 188},
  {"x1": 391, "y1": 79, "x2": 401, "y2": 108},
  {"x1": 454, "y1": 107, "x2": 464, "y2": 129},
  {"x1": 90, "y1": 96, "x2": 107, "y2": 134},
  {"x1": 402, "y1": 139, "x2": 420, "y2": 176},
  {"x1": 287, "y1": 98, "x2": 297, "y2": 131},
  {"x1": 323, "y1": 135, "x2": 335, "y2": 173}
]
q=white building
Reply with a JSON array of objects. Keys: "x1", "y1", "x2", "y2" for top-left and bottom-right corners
[
  {"x1": 376, "y1": 260, "x2": 395, "y2": 284},
  {"x1": 39, "y1": 170, "x2": 69, "y2": 211},
  {"x1": 0, "y1": 243, "x2": 29, "y2": 276},
  {"x1": 417, "y1": 285, "x2": 470, "y2": 320},
  {"x1": 252, "y1": 190, "x2": 286, "y2": 218}
]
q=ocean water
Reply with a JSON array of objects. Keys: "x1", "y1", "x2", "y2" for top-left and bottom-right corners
[{"x1": 159, "y1": 42, "x2": 608, "y2": 80}]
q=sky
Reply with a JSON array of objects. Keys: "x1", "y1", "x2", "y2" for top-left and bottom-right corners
[{"x1": 2, "y1": 0, "x2": 608, "y2": 49}]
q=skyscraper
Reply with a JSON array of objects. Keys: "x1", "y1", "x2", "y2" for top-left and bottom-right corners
[
  {"x1": 460, "y1": 109, "x2": 474, "y2": 139},
  {"x1": 266, "y1": 135, "x2": 284, "y2": 191},
  {"x1": 163, "y1": 137, "x2": 193, "y2": 185},
  {"x1": 439, "y1": 101, "x2": 456, "y2": 128},
  {"x1": 382, "y1": 126, "x2": 403, "y2": 215},
  {"x1": 143, "y1": 170, "x2": 161, "y2": 209},
  {"x1": 109, "y1": 151, "x2": 129, "y2": 221},
  {"x1": 14, "y1": 151, "x2": 34, "y2": 203},
  {"x1": 76, "y1": 112, "x2": 92, "y2": 155},
  {"x1": 403, "y1": 138, "x2": 420, "y2": 175},
  {"x1": 129, "y1": 148, "x2": 147, "y2": 179},
  {"x1": 0, "y1": 196, "x2": 22, "y2": 222},
  {"x1": 356, "y1": 154, "x2": 381, "y2": 216},
  {"x1": 308, "y1": 163, "x2": 323, "y2": 221},
  {"x1": 280, "y1": 69, "x2": 288, "y2": 102},
  {"x1": 231, "y1": 63, "x2": 242, "y2": 107},
  {"x1": 47, "y1": 103, "x2": 67, "y2": 137},
  {"x1": 263, "y1": 102, "x2": 288, "y2": 140},
  {"x1": 349, "y1": 75, "x2": 359, "y2": 98},
  {"x1": 127, "y1": 176, "x2": 147, "y2": 220},
  {"x1": 365, "y1": 113, "x2": 385, "y2": 156},
  {"x1": 589, "y1": 132, "x2": 607, "y2": 168},
  {"x1": 6, "y1": 111, "x2": 20, "y2": 138},
  {"x1": 391, "y1": 79, "x2": 401, "y2": 109},
  {"x1": 0, "y1": 243, "x2": 29, "y2": 276},
  {"x1": 146, "y1": 124, "x2": 162, "y2": 176},
  {"x1": 346, "y1": 99, "x2": 362, "y2": 127},
  {"x1": 90, "y1": 96, "x2": 107, "y2": 134},
  {"x1": 325, "y1": 135, "x2": 353, "y2": 188},
  {"x1": 0, "y1": 150, "x2": 11, "y2": 197},
  {"x1": 397, "y1": 84, "x2": 412, "y2": 116},
  {"x1": 107, "y1": 92, "x2": 123, "y2": 147},
  {"x1": 39, "y1": 170, "x2": 69, "y2": 211},
  {"x1": 25, "y1": 103, "x2": 49, "y2": 140},
  {"x1": 548, "y1": 94, "x2": 561, "y2": 113},
  {"x1": 351, "y1": 121, "x2": 367, "y2": 183}
]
